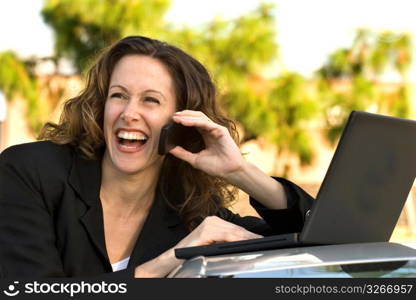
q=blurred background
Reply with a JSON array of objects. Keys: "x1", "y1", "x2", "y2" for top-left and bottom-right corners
[{"x1": 0, "y1": 0, "x2": 415, "y2": 243}]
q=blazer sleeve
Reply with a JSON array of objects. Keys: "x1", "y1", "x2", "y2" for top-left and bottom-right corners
[
  {"x1": 0, "y1": 147, "x2": 67, "y2": 277},
  {"x1": 219, "y1": 177, "x2": 314, "y2": 236}
]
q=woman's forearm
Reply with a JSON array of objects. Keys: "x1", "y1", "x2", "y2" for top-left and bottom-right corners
[
  {"x1": 224, "y1": 161, "x2": 288, "y2": 210},
  {"x1": 134, "y1": 248, "x2": 183, "y2": 278}
]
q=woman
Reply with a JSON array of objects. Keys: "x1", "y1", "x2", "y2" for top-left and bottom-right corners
[{"x1": 0, "y1": 36, "x2": 313, "y2": 278}]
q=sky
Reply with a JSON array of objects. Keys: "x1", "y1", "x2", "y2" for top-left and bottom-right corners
[{"x1": 0, "y1": 0, "x2": 415, "y2": 78}]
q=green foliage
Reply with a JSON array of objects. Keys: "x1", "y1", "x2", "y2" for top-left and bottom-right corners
[
  {"x1": 11, "y1": 1, "x2": 395, "y2": 175},
  {"x1": 318, "y1": 29, "x2": 412, "y2": 79},
  {"x1": 394, "y1": 34, "x2": 412, "y2": 75},
  {"x1": 222, "y1": 84, "x2": 277, "y2": 140},
  {"x1": 170, "y1": 3, "x2": 277, "y2": 75},
  {"x1": 393, "y1": 86, "x2": 411, "y2": 118},
  {"x1": 167, "y1": 3, "x2": 278, "y2": 141},
  {"x1": 0, "y1": 51, "x2": 43, "y2": 132},
  {"x1": 316, "y1": 29, "x2": 412, "y2": 144},
  {"x1": 317, "y1": 49, "x2": 354, "y2": 78},
  {"x1": 39, "y1": 0, "x2": 321, "y2": 173},
  {"x1": 40, "y1": 0, "x2": 283, "y2": 145},
  {"x1": 0, "y1": 51, "x2": 32, "y2": 99},
  {"x1": 42, "y1": 0, "x2": 171, "y2": 72},
  {"x1": 269, "y1": 72, "x2": 318, "y2": 166}
]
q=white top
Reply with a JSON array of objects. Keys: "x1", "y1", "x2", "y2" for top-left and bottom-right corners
[{"x1": 111, "y1": 256, "x2": 130, "y2": 272}]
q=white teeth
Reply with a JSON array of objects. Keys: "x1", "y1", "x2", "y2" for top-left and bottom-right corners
[{"x1": 117, "y1": 131, "x2": 148, "y2": 141}]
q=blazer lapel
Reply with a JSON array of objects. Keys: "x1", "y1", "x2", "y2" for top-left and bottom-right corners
[
  {"x1": 128, "y1": 189, "x2": 189, "y2": 267},
  {"x1": 67, "y1": 149, "x2": 189, "y2": 269},
  {"x1": 67, "y1": 150, "x2": 110, "y2": 267}
]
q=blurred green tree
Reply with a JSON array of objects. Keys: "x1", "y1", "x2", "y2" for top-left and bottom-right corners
[
  {"x1": 42, "y1": 1, "x2": 281, "y2": 143},
  {"x1": 168, "y1": 3, "x2": 279, "y2": 141},
  {"x1": 269, "y1": 72, "x2": 318, "y2": 175},
  {"x1": 42, "y1": 0, "x2": 171, "y2": 72},
  {"x1": 0, "y1": 51, "x2": 44, "y2": 132},
  {"x1": 2, "y1": 0, "x2": 321, "y2": 176},
  {"x1": 316, "y1": 29, "x2": 412, "y2": 144},
  {"x1": 168, "y1": 4, "x2": 320, "y2": 175}
]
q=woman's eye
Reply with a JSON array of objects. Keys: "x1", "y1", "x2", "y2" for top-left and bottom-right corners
[
  {"x1": 144, "y1": 97, "x2": 160, "y2": 104},
  {"x1": 110, "y1": 93, "x2": 125, "y2": 99}
]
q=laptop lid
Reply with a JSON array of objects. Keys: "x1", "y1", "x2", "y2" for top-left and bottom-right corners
[{"x1": 300, "y1": 111, "x2": 416, "y2": 244}]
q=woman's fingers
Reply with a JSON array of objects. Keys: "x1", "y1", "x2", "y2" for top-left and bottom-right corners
[
  {"x1": 202, "y1": 216, "x2": 262, "y2": 240},
  {"x1": 169, "y1": 109, "x2": 244, "y2": 179},
  {"x1": 169, "y1": 146, "x2": 197, "y2": 166},
  {"x1": 172, "y1": 115, "x2": 225, "y2": 139},
  {"x1": 175, "y1": 110, "x2": 210, "y2": 119},
  {"x1": 176, "y1": 216, "x2": 263, "y2": 249}
]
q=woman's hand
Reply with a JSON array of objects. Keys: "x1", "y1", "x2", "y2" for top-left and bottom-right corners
[
  {"x1": 168, "y1": 110, "x2": 245, "y2": 179},
  {"x1": 174, "y1": 215, "x2": 262, "y2": 249},
  {"x1": 134, "y1": 216, "x2": 262, "y2": 277},
  {"x1": 168, "y1": 110, "x2": 288, "y2": 210}
]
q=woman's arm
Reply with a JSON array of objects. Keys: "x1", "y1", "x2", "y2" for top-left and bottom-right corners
[
  {"x1": 169, "y1": 110, "x2": 299, "y2": 210},
  {"x1": 133, "y1": 216, "x2": 262, "y2": 277},
  {"x1": 223, "y1": 161, "x2": 288, "y2": 209}
]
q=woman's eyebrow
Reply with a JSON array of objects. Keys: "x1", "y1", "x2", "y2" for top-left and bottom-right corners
[{"x1": 109, "y1": 84, "x2": 129, "y2": 93}]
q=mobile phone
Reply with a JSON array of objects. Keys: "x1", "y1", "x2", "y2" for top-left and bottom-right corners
[{"x1": 158, "y1": 122, "x2": 204, "y2": 155}]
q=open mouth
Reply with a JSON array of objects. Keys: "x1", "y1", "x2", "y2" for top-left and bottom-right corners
[{"x1": 116, "y1": 130, "x2": 149, "y2": 149}]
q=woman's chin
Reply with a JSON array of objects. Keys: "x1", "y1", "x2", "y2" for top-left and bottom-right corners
[
  {"x1": 114, "y1": 161, "x2": 146, "y2": 175},
  {"x1": 113, "y1": 157, "x2": 164, "y2": 176},
  {"x1": 103, "y1": 149, "x2": 163, "y2": 176}
]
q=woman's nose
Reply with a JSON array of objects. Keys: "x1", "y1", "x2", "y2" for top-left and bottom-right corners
[{"x1": 121, "y1": 101, "x2": 141, "y2": 122}]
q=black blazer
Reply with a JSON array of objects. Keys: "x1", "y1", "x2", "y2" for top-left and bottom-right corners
[{"x1": 0, "y1": 141, "x2": 313, "y2": 278}]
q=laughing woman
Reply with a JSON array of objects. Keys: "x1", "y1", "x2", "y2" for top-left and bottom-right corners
[{"x1": 0, "y1": 36, "x2": 313, "y2": 278}]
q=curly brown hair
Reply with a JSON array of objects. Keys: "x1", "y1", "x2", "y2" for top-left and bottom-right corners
[{"x1": 39, "y1": 36, "x2": 239, "y2": 231}]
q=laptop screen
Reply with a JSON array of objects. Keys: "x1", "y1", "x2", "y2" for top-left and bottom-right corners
[{"x1": 301, "y1": 111, "x2": 416, "y2": 244}]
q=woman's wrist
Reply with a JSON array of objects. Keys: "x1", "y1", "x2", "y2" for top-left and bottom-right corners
[
  {"x1": 224, "y1": 161, "x2": 288, "y2": 210},
  {"x1": 222, "y1": 159, "x2": 251, "y2": 188},
  {"x1": 134, "y1": 247, "x2": 184, "y2": 278}
]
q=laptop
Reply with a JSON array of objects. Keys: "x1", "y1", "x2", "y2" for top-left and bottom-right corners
[{"x1": 175, "y1": 111, "x2": 416, "y2": 259}]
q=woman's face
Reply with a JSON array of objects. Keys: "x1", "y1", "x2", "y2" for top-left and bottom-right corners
[{"x1": 103, "y1": 54, "x2": 177, "y2": 175}]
